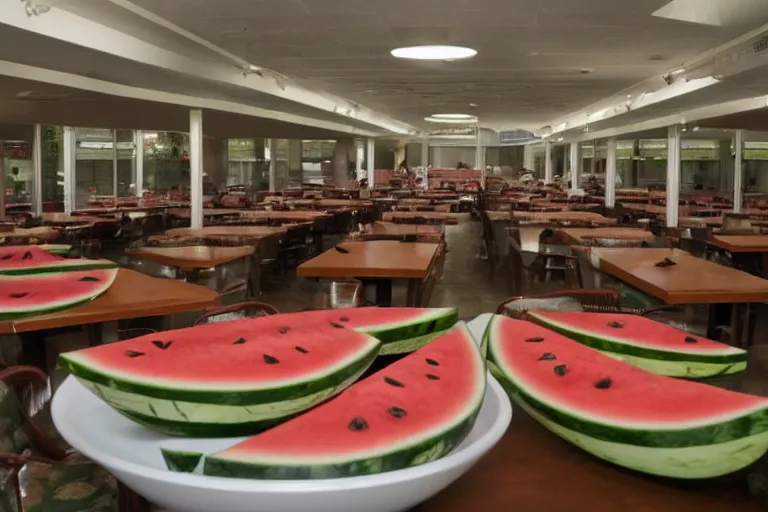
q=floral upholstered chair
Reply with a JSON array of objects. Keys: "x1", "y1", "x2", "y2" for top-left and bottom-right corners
[{"x1": 0, "y1": 366, "x2": 129, "y2": 512}]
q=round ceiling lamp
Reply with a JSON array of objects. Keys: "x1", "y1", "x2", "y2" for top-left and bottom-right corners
[
  {"x1": 424, "y1": 114, "x2": 479, "y2": 123},
  {"x1": 391, "y1": 45, "x2": 477, "y2": 61}
]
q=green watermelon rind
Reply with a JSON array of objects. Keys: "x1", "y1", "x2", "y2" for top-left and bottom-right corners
[
  {"x1": 59, "y1": 337, "x2": 381, "y2": 406},
  {"x1": 485, "y1": 318, "x2": 768, "y2": 449},
  {"x1": 160, "y1": 449, "x2": 204, "y2": 473},
  {"x1": 527, "y1": 311, "x2": 747, "y2": 365},
  {"x1": 201, "y1": 409, "x2": 481, "y2": 479},
  {"x1": 79, "y1": 359, "x2": 375, "y2": 438},
  {"x1": 0, "y1": 259, "x2": 118, "y2": 276},
  {"x1": 358, "y1": 308, "x2": 459, "y2": 351}
]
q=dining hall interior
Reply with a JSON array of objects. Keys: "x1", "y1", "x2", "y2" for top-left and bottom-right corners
[{"x1": 4, "y1": 0, "x2": 768, "y2": 511}]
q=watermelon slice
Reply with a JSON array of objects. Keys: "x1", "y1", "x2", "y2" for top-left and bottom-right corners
[
  {"x1": 0, "y1": 246, "x2": 115, "y2": 275},
  {"x1": 59, "y1": 319, "x2": 383, "y2": 437},
  {"x1": 307, "y1": 307, "x2": 458, "y2": 355},
  {"x1": 526, "y1": 310, "x2": 747, "y2": 378},
  {"x1": 166, "y1": 322, "x2": 486, "y2": 479},
  {"x1": 0, "y1": 268, "x2": 119, "y2": 320},
  {"x1": 484, "y1": 315, "x2": 768, "y2": 479}
]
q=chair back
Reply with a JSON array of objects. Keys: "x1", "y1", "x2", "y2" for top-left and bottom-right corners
[{"x1": 193, "y1": 302, "x2": 280, "y2": 326}]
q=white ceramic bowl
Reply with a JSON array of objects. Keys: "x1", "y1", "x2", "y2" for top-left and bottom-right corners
[{"x1": 52, "y1": 373, "x2": 511, "y2": 512}]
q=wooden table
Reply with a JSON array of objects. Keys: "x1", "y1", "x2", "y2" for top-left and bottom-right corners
[
  {"x1": 125, "y1": 246, "x2": 255, "y2": 268},
  {"x1": 0, "y1": 269, "x2": 219, "y2": 368},
  {"x1": 358, "y1": 222, "x2": 442, "y2": 241},
  {"x1": 382, "y1": 211, "x2": 459, "y2": 224},
  {"x1": 240, "y1": 211, "x2": 330, "y2": 223},
  {"x1": 596, "y1": 247, "x2": 768, "y2": 347},
  {"x1": 42, "y1": 213, "x2": 119, "y2": 227},
  {"x1": 710, "y1": 235, "x2": 768, "y2": 253},
  {"x1": 556, "y1": 227, "x2": 655, "y2": 245},
  {"x1": 512, "y1": 211, "x2": 614, "y2": 225},
  {"x1": 297, "y1": 240, "x2": 440, "y2": 306},
  {"x1": 165, "y1": 226, "x2": 286, "y2": 240}
]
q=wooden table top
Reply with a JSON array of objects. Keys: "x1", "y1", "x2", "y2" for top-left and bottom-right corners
[
  {"x1": 240, "y1": 211, "x2": 331, "y2": 221},
  {"x1": 316, "y1": 199, "x2": 373, "y2": 208},
  {"x1": 596, "y1": 248, "x2": 768, "y2": 304},
  {"x1": 710, "y1": 235, "x2": 768, "y2": 253},
  {"x1": 382, "y1": 212, "x2": 459, "y2": 224},
  {"x1": 165, "y1": 208, "x2": 240, "y2": 218},
  {"x1": 125, "y1": 245, "x2": 255, "y2": 268},
  {"x1": 364, "y1": 222, "x2": 441, "y2": 236},
  {"x1": 165, "y1": 226, "x2": 287, "y2": 239},
  {"x1": 558, "y1": 227, "x2": 655, "y2": 244},
  {"x1": 297, "y1": 240, "x2": 439, "y2": 279},
  {"x1": 418, "y1": 408, "x2": 754, "y2": 512},
  {"x1": 0, "y1": 227, "x2": 61, "y2": 240},
  {"x1": 0, "y1": 269, "x2": 219, "y2": 334},
  {"x1": 42, "y1": 213, "x2": 119, "y2": 226}
]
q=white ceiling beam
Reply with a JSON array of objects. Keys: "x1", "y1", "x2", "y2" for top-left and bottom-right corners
[
  {"x1": 0, "y1": 3, "x2": 418, "y2": 136},
  {"x1": 0, "y1": 60, "x2": 383, "y2": 138},
  {"x1": 566, "y1": 96, "x2": 768, "y2": 143}
]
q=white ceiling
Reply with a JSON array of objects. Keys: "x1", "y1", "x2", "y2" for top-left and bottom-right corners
[{"x1": 114, "y1": 0, "x2": 768, "y2": 130}]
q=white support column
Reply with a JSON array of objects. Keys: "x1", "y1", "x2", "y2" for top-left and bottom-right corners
[
  {"x1": 111, "y1": 129, "x2": 118, "y2": 198},
  {"x1": 523, "y1": 144, "x2": 534, "y2": 170},
  {"x1": 355, "y1": 138, "x2": 365, "y2": 180},
  {"x1": 590, "y1": 139, "x2": 598, "y2": 175},
  {"x1": 366, "y1": 138, "x2": 375, "y2": 186},
  {"x1": 32, "y1": 124, "x2": 43, "y2": 216},
  {"x1": 544, "y1": 141, "x2": 553, "y2": 183},
  {"x1": 666, "y1": 125, "x2": 682, "y2": 228},
  {"x1": 134, "y1": 130, "x2": 144, "y2": 196},
  {"x1": 474, "y1": 134, "x2": 485, "y2": 170},
  {"x1": 605, "y1": 138, "x2": 617, "y2": 208},
  {"x1": 63, "y1": 126, "x2": 76, "y2": 213},
  {"x1": 569, "y1": 142, "x2": 581, "y2": 191},
  {"x1": 420, "y1": 138, "x2": 429, "y2": 168},
  {"x1": 268, "y1": 138, "x2": 277, "y2": 192},
  {"x1": 733, "y1": 130, "x2": 744, "y2": 213},
  {"x1": 189, "y1": 109, "x2": 204, "y2": 229}
]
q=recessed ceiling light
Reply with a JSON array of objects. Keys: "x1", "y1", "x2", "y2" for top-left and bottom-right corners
[
  {"x1": 579, "y1": 68, "x2": 593, "y2": 75},
  {"x1": 424, "y1": 114, "x2": 479, "y2": 124},
  {"x1": 391, "y1": 45, "x2": 477, "y2": 61},
  {"x1": 469, "y1": 103, "x2": 478, "y2": 108}
]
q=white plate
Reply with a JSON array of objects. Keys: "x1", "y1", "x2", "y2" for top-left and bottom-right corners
[{"x1": 52, "y1": 315, "x2": 511, "y2": 512}]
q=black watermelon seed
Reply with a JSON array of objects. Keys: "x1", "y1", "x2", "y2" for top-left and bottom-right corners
[
  {"x1": 538, "y1": 353, "x2": 557, "y2": 361},
  {"x1": 388, "y1": 406, "x2": 408, "y2": 418},
  {"x1": 594, "y1": 378, "x2": 613, "y2": 389},
  {"x1": 384, "y1": 376, "x2": 405, "y2": 387},
  {"x1": 348, "y1": 417, "x2": 369, "y2": 431},
  {"x1": 233, "y1": 337, "x2": 247, "y2": 345},
  {"x1": 525, "y1": 337, "x2": 544, "y2": 343},
  {"x1": 125, "y1": 351, "x2": 145, "y2": 358},
  {"x1": 9, "y1": 292, "x2": 28, "y2": 299},
  {"x1": 295, "y1": 346, "x2": 309, "y2": 354},
  {"x1": 339, "y1": 316, "x2": 350, "y2": 322},
  {"x1": 554, "y1": 364, "x2": 568, "y2": 376},
  {"x1": 426, "y1": 374, "x2": 440, "y2": 380},
  {"x1": 21, "y1": 251, "x2": 32, "y2": 260},
  {"x1": 78, "y1": 276, "x2": 100, "y2": 282},
  {"x1": 329, "y1": 322, "x2": 345, "y2": 329},
  {"x1": 684, "y1": 336, "x2": 698, "y2": 343},
  {"x1": 607, "y1": 321, "x2": 624, "y2": 328},
  {"x1": 263, "y1": 354, "x2": 280, "y2": 364},
  {"x1": 278, "y1": 327, "x2": 290, "y2": 334},
  {"x1": 425, "y1": 358, "x2": 439, "y2": 366},
  {"x1": 152, "y1": 340, "x2": 172, "y2": 350},
  {"x1": 0, "y1": 255, "x2": 12, "y2": 260}
]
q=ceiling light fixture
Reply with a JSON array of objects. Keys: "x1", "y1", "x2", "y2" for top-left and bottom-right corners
[
  {"x1": 424, "y1": 114, "x2": 479, "y2": 124},
  {"x1": 469, "y1": 103, "x2": 478, "y2": 108},
  {"x1": 391, "y1": 45, "x2": 477, "y2": 61}
]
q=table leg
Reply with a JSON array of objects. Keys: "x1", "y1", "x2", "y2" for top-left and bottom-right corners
[
  {"x1": 117, "y1": 481, "x2": 152, "y2": 512},
  {"x1": 17, "y1": 332, "x2": 48, "y2": 371},
  {"x1": 86, "y1": 324, "x2": 103, "y2": 347},
  {"x1": 375, "y1": 279, "x2": 393, "y2": 306},
  {"x1": 406, "y1": 279, "x2": 423, "y2": 307},
  {"x1": 707, "y1": 303, "x2": 732, "y2": 342}
]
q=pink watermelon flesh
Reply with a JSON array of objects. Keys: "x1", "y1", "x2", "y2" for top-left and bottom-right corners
[
  {"x1": 489, "y1": 317, "x2": 765, "y2": 426},
  {"x1": 64, "y1": 317, "x2": 379, "y2": 389},
  {"x1": 0, "y1": 268, "x2": 118, "y2": 318},
  {"x1": 0, "y1": 246, "x2": 115, "y2": 274},
  {"x1": 527, "y1": 310, "x2": 741, "y2": 355},
  {"x1": 204, "y1": 323, "x2": 485, "y2": 478}
]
